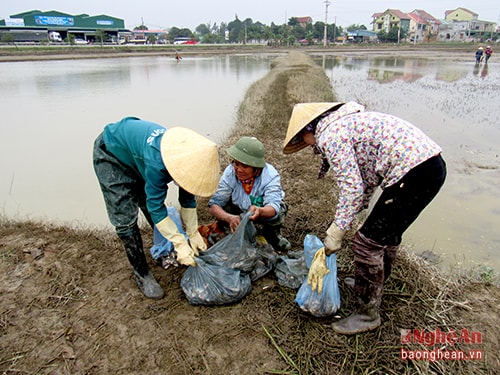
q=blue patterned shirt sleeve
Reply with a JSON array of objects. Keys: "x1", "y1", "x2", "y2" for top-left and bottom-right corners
[{"x1": 209, "y1": 163, "x2": 285, "y2": 220}]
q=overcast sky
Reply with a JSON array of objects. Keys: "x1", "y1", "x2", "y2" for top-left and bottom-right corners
[{"x1": 2, "y1": 1, "x2": 499, "y2": 30}]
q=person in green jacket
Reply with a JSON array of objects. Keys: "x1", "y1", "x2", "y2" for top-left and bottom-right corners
[{"x1": 93, "y1": 117, "x2": 220, "y2": 299}]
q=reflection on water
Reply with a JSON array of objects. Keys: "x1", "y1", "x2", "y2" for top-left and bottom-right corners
[
  {"x1": 0, "y1": 55, "x2": 273, "y2": 231},
  {"x1": 320, "y1": 55, "x2": 472, "y2": 83},
  {"x1": 1, "y1": 53, "x2": 499, "y2": 272},
  {"x1": 473, "y1": 63, "x2": 489, "y2": 79},
  {"x1": 314, "y1": 54, "x2": 500, "y2": 272},
  {"x1": 367, "y1": 58, "x2": 428, "y2": 83}
]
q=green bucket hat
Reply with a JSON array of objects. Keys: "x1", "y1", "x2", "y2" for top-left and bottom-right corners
[{"x1": 226, "y1": 136, "x2": 266, "y2": 168}]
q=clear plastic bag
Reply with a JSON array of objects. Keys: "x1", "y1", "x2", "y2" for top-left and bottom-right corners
[
  {"x1": 275, "y1": 253, "x2": 308, "y2": 289},
  {"x1": 250, "y1": 241, "x2": 278, "y2": 282},
  {"x1": 181, "y1": 258, "x2": 251, "y2": 305},
  {"x1": 199, "y1": 211, "x2": 259, "y2": 273},
  {"x1": 294, "y1": 234, "x2": 341, "y2": 317},
  {"x1": 181, "y1": 211, "x2": 268, "y2": 305}
]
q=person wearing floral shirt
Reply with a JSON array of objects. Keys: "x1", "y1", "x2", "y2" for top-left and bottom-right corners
[{"x1": 283, "y1": 101, "x2": 446, "y2": 334}]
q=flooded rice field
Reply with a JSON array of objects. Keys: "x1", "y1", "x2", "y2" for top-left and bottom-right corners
[
  {"x1": 0, "y1": 51, "x2": 498, "y2": 273},
  {"x1": 314, "y1": 53, "x2": 499, "y2": 273}
]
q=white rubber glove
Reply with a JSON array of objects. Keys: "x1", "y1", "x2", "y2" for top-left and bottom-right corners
[
  {"x1": 156, "y1": 216, "x2": 196, "y2": 267},
  {"x1": 307, "y1": 247, "x2": 330, "y2": 294},
  {"x1": 324, "y1": 222, "x2": 346, "y2": 255},
  {"x1": 180, "y1": 207, "x2": 207, "y2": 253}
]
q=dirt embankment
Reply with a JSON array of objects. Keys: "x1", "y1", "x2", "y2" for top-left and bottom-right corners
[
  {"x1": 0, "y1": 43, "x2": 479, "y2": 62},
  {"x1": 1, "y1": 51, "x2": 498, "y2": 375}
]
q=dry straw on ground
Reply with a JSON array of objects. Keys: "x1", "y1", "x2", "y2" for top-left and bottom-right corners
[{"x1": 1, "y1": 51, "x2": 499, "y2": 374}]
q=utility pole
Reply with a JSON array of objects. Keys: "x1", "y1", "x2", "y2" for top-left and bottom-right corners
[
  {"x1": 333, "y1": 16, "x2": 337, "y2": 43},
  {"x1": 323, "y1": 0, "x2": 330, "y2": 47}
]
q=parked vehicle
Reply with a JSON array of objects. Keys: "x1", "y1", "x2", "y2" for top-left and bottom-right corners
[
  {"x1": 173, "y1": 37, "x2": 197, "y2": 45},
  {"x1": 48, "y1": 31, "x2": 62, "y2": 42},
  {"x1": 74, "y1": 38, "x2": 88, "y2": 45},
  {"x1": 0, "y1": 30, "x2": 61, "y2": 43}
]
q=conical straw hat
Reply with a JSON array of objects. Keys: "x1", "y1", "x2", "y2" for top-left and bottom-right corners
[
  {"x1": 283, "y1": 102, "x2": 344, "y2": 154},
  {"x1": 161, "y1": 127, "x2": 220, "y2": 197}
]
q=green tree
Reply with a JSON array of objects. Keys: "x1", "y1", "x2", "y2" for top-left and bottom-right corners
[
  {"x1": 347, "y1": 24, "x2": 367, "y2": 31},
  {"x1": 1, "y1": 33, "x2": 16, "y2": 47},
  {"x1": 95, "y1": 30, "x2": 107, "y2": 46},
  {"x1": 227, "y1": 17, "x2": 243, "y2": 43},
  {"x1": 387, "y1": 26, "x2": 405, "y2": 42},
  {"x1": 195, "y1": 23, "x2": 210, "y2": 37},
  {"x1": 377, "y1": 30, "x2": 387, "y2": 42},
  {"x1": 147, "y1": 34, "x2": 157, "y2": 44},
  {"x1": 66, "y1": 34, "x2": 75, "y2": 45},
  {"x1": 168, "y1": 27, "x2": 195, "y2": 43}
]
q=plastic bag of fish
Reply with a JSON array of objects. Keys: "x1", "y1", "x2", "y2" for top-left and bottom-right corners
[
  {"x1": 181, "y1": 211, "x2": 269, "y2": 305},
  {"x1": 181, "y1": 258, "x2": 252, "y2": 305},
  {"x1": 294, "y1": 234, "x2": 341, "y2": 317}
]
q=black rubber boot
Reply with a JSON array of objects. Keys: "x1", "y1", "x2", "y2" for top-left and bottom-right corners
[
  {"x1": 331, "y1": 296, "x2": 381, "y2": 335},
  {"x1": 344, "y1": 277, "x2": 355, "y2": 290},
  {"x1": 344, "y1": 244, "x2": 398, "y2": 291},
  {"x1": 332, "y1": 232, "x2": 384, "y2": 335},
  {"x1": 383, "y1": 244, "x2": 399, "y2": 282},
  {"x1": 261, "y1": 226, "x2": 291, "y2": 252},
  {"x1": 121, "y1": 232, "x2": 165, "y2": 300}
]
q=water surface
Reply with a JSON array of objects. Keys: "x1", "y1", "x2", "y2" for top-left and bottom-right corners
[
  {"x1": 1, "y1": 53, "x2": 498, "y2": 272},
  {"x1": 315, "y1": 54, "x2": 499, "y2": 272}
]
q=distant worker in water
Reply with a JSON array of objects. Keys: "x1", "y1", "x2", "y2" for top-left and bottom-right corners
[
  {"x1": 175, "y1": 51, "x2": 182, "y2": 62},
  {"x1": 93, "y1": 118, "x2": 220, "y2": 299},
  {"x1": 475, "y1": 46, "x2": 484, "y2": 64},
  {"x1": 283, "y1": 101, "x2": 446, "y2": 335},
  {"x1": 484, "y1": 45, "x2": 493, "y2": 64}
]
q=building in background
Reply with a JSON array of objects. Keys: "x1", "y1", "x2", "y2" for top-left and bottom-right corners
[
  {"x1": 439, "y1": 7, "x2": 496, "y2": 42},
  {"x1": 0, "y1": 9, "x2": 130, "y2": 43},
  {"x1": 407, "y1": 9, "x2": 441, "y2": 43},
  {"x1": 372, "y1": 9, "x2": 411, "y2": 36}
]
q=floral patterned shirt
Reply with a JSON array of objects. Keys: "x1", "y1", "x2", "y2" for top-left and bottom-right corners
[{"x1": 315, "y1": 102, "x2": 442, "y2": 230}]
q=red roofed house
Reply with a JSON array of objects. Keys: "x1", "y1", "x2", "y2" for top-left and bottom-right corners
[
  {"x1": 408, "y1": 9, "x2": 441, "y2": 43},
  {"x1": 372, "y1": 9, "x2": 411, "y2": 36},
  {"x1": 443, "y1": 7, "x2": 496, "y2": 41},
  {"x1": 295, "y1": 16, "x2": 313, "y2": 28}
]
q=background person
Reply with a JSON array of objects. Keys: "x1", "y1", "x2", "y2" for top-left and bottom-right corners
[
  {"x1": 484, "y1": 45, "x2": 493, "y2": 64},
  {"x1": 283, "y1": 101, "x2": 446, "y2": 334},
  {"x1": 208, "y1": 136, "x2": 291, "y2": 252},
  {"x1": 93, "y1": 118, "x2": 220, "y2": 299},
  {"x1": 475, "y1": 46, "x2": 484, "y2": 64}
]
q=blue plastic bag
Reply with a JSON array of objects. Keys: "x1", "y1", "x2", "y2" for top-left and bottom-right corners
[
  {"x1": 149, "y1": 206, "x2": 187, "y2": 260},
  {"x1": 294, "y1": 234, "x2": 341, "y2": 317}
]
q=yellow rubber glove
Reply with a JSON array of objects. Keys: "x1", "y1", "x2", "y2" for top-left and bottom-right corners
[
  {"x1": 180, "y1": 207, "x2": 207, "y2": 253},
  {"x1": 324, "y1": 222, "x2": 346, "y2": 255},
  {"x1": 156, "y1": 216, "x2": 196, "y2": 267},
  {"x1": 307, "y1": 247, "x2": 330, "y2": 294}
]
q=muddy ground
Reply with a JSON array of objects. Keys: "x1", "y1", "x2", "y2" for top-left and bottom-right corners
[{"x1": 1, "y1": 48, "x2": 499, "y2": 375}]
